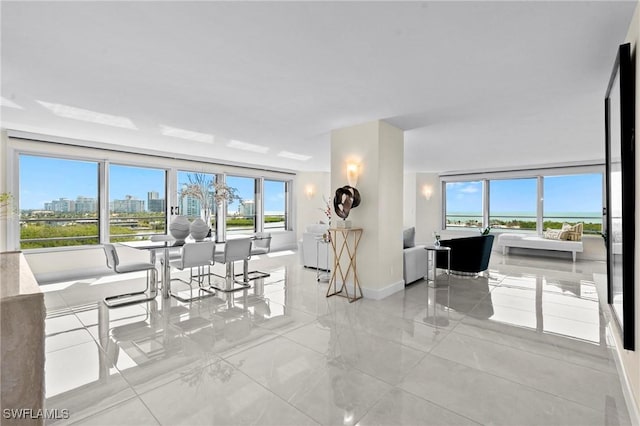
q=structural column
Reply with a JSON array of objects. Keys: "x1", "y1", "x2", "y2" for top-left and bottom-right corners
[{"x1": 330, "y1": 120, "x2": 404, "y2": 299}]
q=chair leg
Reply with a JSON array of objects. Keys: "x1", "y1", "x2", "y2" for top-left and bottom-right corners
[
  {"x1": 235, "y1": 258, "x2": 270, "y2": 281},
  {"x1": 169, "y1": 266, "x2": 216, "y2": 303},
  {"x1": 210, "y1": 260, "x2": 251, "y2": 293},
  {"x1": 104, "y1": 269, "x2": 158, "y2": 308}
]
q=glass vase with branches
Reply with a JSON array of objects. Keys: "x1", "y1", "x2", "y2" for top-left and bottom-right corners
[{"x1": 179, "y1": 174, "x2": 240, "y2": 228}]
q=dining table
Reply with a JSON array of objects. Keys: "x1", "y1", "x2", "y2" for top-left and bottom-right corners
[
  {"x1": 119, "y1": 237, "x2": 186, "y2": 299},
  {"x1": 119, "y1": 236, "x2": 252, "y2": 298}
]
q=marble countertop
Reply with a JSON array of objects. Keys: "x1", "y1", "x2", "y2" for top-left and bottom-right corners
[{"x1": 0, "y1": 251, "x2": 42, "y2": 300}]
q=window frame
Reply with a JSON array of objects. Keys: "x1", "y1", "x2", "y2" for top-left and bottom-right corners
[
  {"x1": 108, "y1": 162, "x2": 169, "y2": 243},
  {"x1": 224, "y1": 174, "x2": 259, "y2": 238},
  {"x1": 18, "y1": 153, "x2": 102, "y2": 249},
  {"x1": 442, "y1": 179, "x2": 484, "y2": 229},
  {"x1": 262, "y1": 178, "x2": 289, "y2": 232},
  {"x1": 441, "y1": 165, "x2": 605, "y2": 235},
  {"x1": 8, "y1": 137, "x2": 294, "y2": 252}
]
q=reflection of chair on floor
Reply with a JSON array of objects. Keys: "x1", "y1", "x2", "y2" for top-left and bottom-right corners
[
  {"x1": 239, "y1": 232, "x2": 272, "y2": 281},
  {"x1": 212, "y1": 238, "x2": 252, "y2": 293},
  {"x1": 103, "y1": 243, "x2": 158, "y2": 308},
  {"x1": 436, "y1": 275, "x2": 494, "y2": 319},
  {"x1": 169, "y1": 241, "x2": 216, "y2": 303}
]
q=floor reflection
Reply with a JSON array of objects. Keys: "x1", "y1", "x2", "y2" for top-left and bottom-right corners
[{"x1": 41, "y1": 250, "x2": 629, "y2": 425}]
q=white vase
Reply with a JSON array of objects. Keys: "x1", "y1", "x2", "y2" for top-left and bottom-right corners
[
  {"x1": 190, "y1": 217, "x2": 209, "y2": 241},
  {"x1": 169, "y1": 215, "x2": 190, "y2": 242}
]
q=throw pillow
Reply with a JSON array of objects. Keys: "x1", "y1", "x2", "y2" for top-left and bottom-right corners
[
  {"x1": 544, "y1": 229, "x2": 568, "y2": 240},
  {"x1": 403, "y1": 227, "x2": 415, "y2": 248},
  {"x1": 566, "y1": 223, "x2": 583, "y2": 241},
  {"x1": 544, "y1": 229, "x2": 561, "y2": 240}
]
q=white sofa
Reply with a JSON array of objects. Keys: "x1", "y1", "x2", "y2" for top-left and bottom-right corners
[
  {"x1": 404, "y1": 245, "x2": 429, "y2": 285},
  {"x1": 301, "y1": 224, "x2": 331, "y2": 270},
  {"x1": 403, "y1": 227, "x2": 428, "y2": 285},
  {"x1": 498, "y1": 233, "x2": 583, "y2": 262}
]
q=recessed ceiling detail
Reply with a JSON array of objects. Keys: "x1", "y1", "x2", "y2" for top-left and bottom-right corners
[
  {"x1": 36, "y1": 101, "x2": 137, "y2": 130},
  {"x1": 1, "y1": 97, "x2": 23, "y2": 109},
  {"x1": 159, "y1": 125, "x2": 214, "y2": 143},
  {"x1": 277, "y1": 151, "x2": 312, "y2": 161},
  {"x1": 227, "y1": 140, "x2": 269, "y2": 154}
]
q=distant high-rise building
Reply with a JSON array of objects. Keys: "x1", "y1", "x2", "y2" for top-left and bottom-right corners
[
  {"x1": 111, "y1": 195, "x2": 144, "y2": 213},
  {"x1": 148, "y1": 199, "x2": 165, "y2": 213},
  {"x1": 238, "y1": 200, "x2": 255, "y2": 218},
  {"x1": 75, "y1": 196, "x2": 97, "y2": 213},
  {"x1": 44, "y1": 198, "x2": 74, "y2": 213},
  {"x1": 147, "y1": 191, "x2": 165, "y2": 213},
  {"x1": 180, "y1": 195, "x2": 201, "y2": 217}
]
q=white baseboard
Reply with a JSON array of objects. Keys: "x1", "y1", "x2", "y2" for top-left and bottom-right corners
[
  {"x1": 606, "y1": 326, "x2": 640, "y2": 426},
  {"x1": 595, "y1": 273, "x2": 640, "y2": 425},
  {"x1": 361, "y1": 280, "x2": 405, "y2": 300}
]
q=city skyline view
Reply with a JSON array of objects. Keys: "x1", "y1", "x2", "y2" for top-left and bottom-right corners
[{"x1": 19, "y1": 155, "x2": 286, "y2": 214}]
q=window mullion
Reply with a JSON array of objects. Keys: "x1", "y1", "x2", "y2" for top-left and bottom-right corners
[
  {"x1": 537, "y1": 176, "x2": 544, "y2": 236},
  {"x1": 99, "y1": 161, "x2": 109, "y2": 244},
  {"x1": 256, "y1": 178, "x2": 264, "y2": 233},
  {"x1": 483, "y1": 179, "x2": 490, "y2": 229}
]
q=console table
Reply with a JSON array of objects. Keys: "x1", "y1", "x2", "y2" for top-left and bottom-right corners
[{"x1": 326, "y1": 227, "x2": 363, "y2": 303}]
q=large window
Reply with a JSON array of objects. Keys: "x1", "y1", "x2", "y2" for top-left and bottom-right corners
[
  {"x1": 263, "y1": 179, "x2": 287, "y2": 231},
  {"x1": 543, "y1": 174, "x2": 602, "y2": 234},
  {"x1": 443, "y1": 170, "x2": 603, "y2": 235},
  {"x1": 109, "y1": 164, "x2": 166, "y2": 242},
  {"x1": 19, "y1": 155, "x2": 100, "y2": 249},
  {"x1": 489, "y1": 178, "x2": 537, "y2": 231},
  {"x1": 445, "y1": 181, "x2": 483, "y2": 229},
  {"x1": 226, "y1": 176, "x2": 257, "y2": 236},
  {"x1": 13, "y1": 140, "x2": 292, "y2": 251}
]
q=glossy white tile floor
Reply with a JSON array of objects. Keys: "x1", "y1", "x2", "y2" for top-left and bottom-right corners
[{"x1": 40, "y1": 250, "x2": 631, "y2": 425}]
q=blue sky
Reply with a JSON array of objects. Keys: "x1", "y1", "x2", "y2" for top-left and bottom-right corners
[
  {"x1": 446, "y1": 174, "x2": 603, "y2": 213},
  {"x1": 19, "y1": 155, "x2": 286, "y2": 212}
]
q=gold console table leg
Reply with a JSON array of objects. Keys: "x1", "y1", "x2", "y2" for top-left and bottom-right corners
[{"x1": 326, "y1": 227, "x2": 363, "y2": 303}]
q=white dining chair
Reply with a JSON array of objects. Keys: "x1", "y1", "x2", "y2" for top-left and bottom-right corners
[
  {"x1": 103, "y1": 243, "x2": 158, "y2": 308},
  {"x1": 150, "y1": 234, "x2": 181, "y2": 288},
  {"x1": 168, "y1": 241, "x2": 216, "y2": 303},
  {"x1": 238, "y1": 232, "x2": 272, "y2": 280},
  {"x1": 211, "y1": 237, "x2": 252, "y2": 293}
]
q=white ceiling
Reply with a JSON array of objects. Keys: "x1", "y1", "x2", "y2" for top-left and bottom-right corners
[{"x1": 1, "y1": 1, "x2": 636, "y2": 173}]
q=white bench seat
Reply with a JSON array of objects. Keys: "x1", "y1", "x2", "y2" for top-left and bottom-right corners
[{"x1": 498, "y1": 233, "x2": 583, "y2": 262}]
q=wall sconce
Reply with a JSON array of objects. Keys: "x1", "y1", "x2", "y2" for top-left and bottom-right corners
[
  {"x1": 346, "y1": 163, "x2": 360, "y2": 187},
  {"x1": 304, "y1": 184, "x2": 316, "y2": 200},
  {"x1": 422, "y1": 185, "x2": 433, "y2": 200}
]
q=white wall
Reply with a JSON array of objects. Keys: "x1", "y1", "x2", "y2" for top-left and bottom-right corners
[
  {"x1": 403, "y1": 172, "x2": 417, "y2": 228},
  {"x1": 415, "y1": 173, "x2": 442, "y2": 244},
  {"x1": 403, "y1": 172, "x2": 442, "y2": 244},
  {"x1": 294, "y1": 171, "x2": 331, "y2": 242}
]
